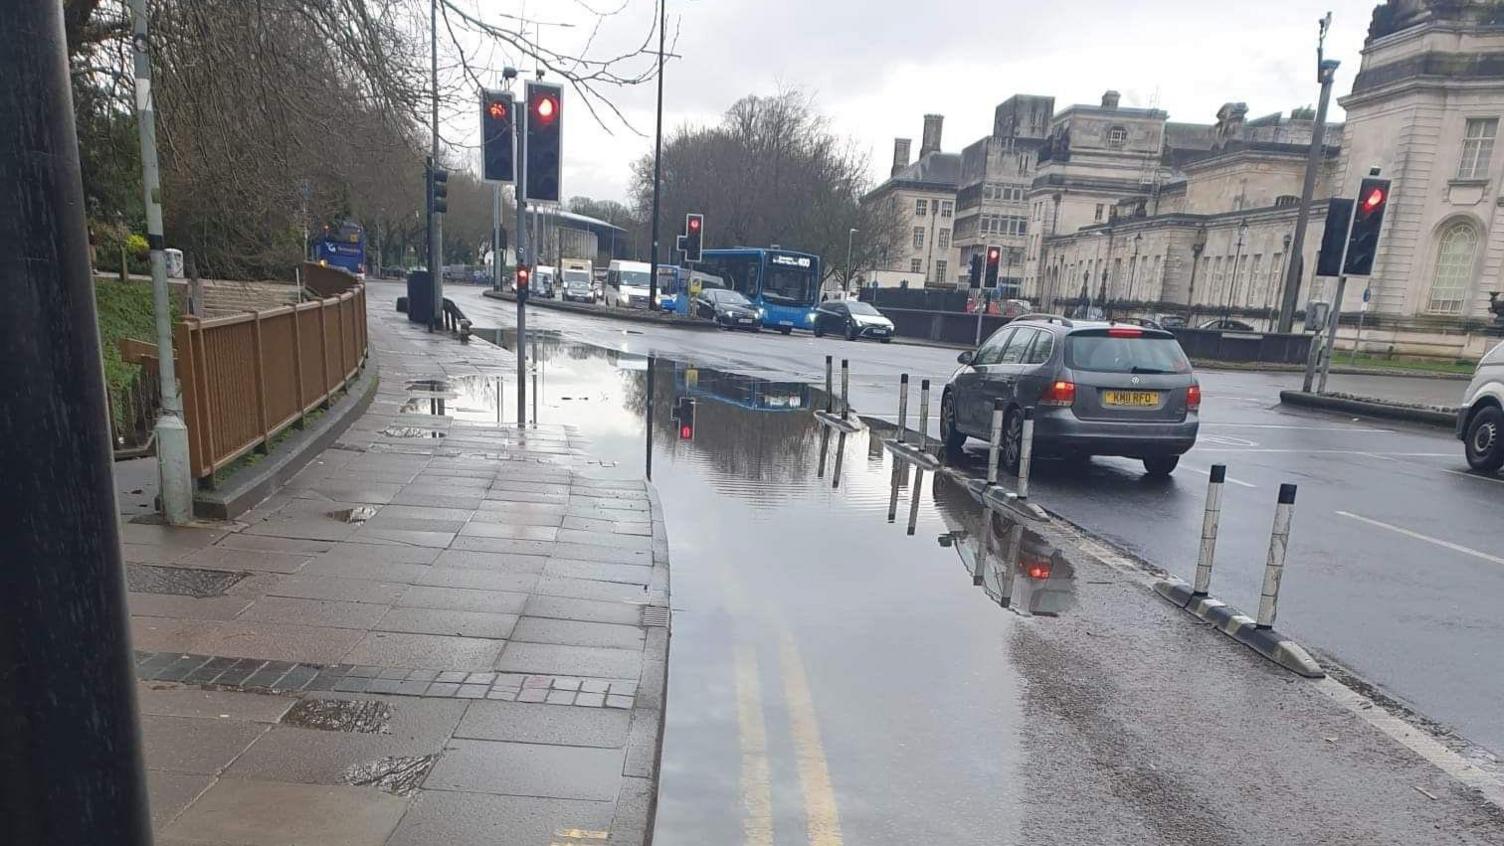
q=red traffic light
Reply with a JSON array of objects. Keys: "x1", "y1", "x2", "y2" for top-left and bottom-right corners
[
  {"x1": 487, "y1": 100, "x2": 508, "y2": 120},
  {"x1": 679, "y1": 424, "x2": 693, "y2": 440},
  {"x1": 988, "y1": 247, "x2": 1000, "y2": 261},
  {"x1": 689, "y1": 217, "x2": 701, "y2": 232},
  {"x1": 533, "y1": 94, "x2": 558, "y2": 124},
  {"x1": 516, "y1": 266, "x2": 530, "y2": 284},
  {"x1": 1362, "y1": 186, "x2": 1386, "y2": 212}
]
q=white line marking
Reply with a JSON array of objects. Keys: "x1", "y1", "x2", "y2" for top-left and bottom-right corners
[
  {"x1": 1440, "y1": 467, "x2": 1504, "y2": 486},
  {"x1": 1335, "y1": 511, "x2": 1504, "y2": 567},
  {"x1": 1181, "y1": 463, "x2": 1257, "y2": 488},
  {"x1": 1194, "y1": 448, "x2": 1454, "y2": 456},
  {"x1": 1202, "y1": 422, "x2": 1392, "y2": 432}
]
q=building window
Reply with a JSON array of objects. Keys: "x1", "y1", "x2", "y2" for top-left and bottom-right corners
[
  {"x1": 910, "y1": 258, "x2": 923, "y2": 274},
  {"x1": 912, "y1": 227, "x2": 925, "y2": 250},
  {"x1": 1427, "y1": 221, "x2": 1479, "y2": 314},
  {"x1": 940, "y1": 201, "x2": 953, "y2": 218},
  {"x1": 1107, "y1": 126, "x2": 1128, "y2": 148},
  {"x1": 935, "y1": 260, "x2": 948, "y2": 282},
  {"x1": 1458, "y1": 118, "x2": 1498, "y2": 180},
  {"x1": 938, "y1": 228, "x2": 951, "y2": 249},
  {"x1": 1094, "y1": 204, "x2": 1105, "y2": 222},
  {"x1": 915, "y1": 198, "x2": 928, "y2": 217}
]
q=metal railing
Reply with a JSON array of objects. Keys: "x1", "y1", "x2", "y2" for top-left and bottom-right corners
[{"x1": 175, "y1": 283, "x2": 367, "y2": 481}]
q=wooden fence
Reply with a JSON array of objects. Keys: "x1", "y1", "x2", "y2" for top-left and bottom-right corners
[{"x1": 176, "y1": 284, "x2": 367, "y2": 481}]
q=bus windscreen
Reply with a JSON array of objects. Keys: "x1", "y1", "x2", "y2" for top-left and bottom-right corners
[{"x1": 762, "y1": 265, "x2": 816, "y2": 305}]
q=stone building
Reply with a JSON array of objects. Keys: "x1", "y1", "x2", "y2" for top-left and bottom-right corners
[
  {"x1": 953, "y1": 95, "x2": 1055, "y2": 293},
  {"x1": 861, "y1": 115, "x2": 963, "y2": 288}
]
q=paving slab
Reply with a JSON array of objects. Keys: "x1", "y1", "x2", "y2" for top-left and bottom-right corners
[
  {"x1": 163, "y1": 778, "x2": 409, "y2": 846},
  {"x1": 396, "y1": 585, "x2": 530, "y2": 615},
  {"x1": 129, "y1": 593, "x2": 255, "y2": 621},
  {"x1": 375, "y1": 606, "x2": 519, "y2": 639},
  {"x1": 431, "y1": 548, "x2": 549, "y2": 573},
  {"x1": 136, "y1": 683, "x2": 296, "y2": 723},
  {"x1": 131, "y1": 618, "x2": 365, "y2": 665},
  {"x1": 342, "y1": 632, "x2": 505, "y2": 670},
  {"x1": 384, "y1": 791, "x2": 614, "y2": 846},
  {"x1": 423, "y1": 739, "x2": 624, "y2": 801},
  {"x1": 141, "y1": 715, "x2": 269, "y2": 775},
  {"x1": 495, "y1": 642, "x2": 643, "y2": 679},
  {"x1": 262, "y1": 574, "x2": 409, "y2": 605},
  {"x1": 147, "y1": 770, "x2": 215, "y2": 830},
  {"x1": 522, "y1": 595, "x2": 647, "y2": 626},
  {"x1": 454, "y1": 700, "x2": 631, "y2": 748}
]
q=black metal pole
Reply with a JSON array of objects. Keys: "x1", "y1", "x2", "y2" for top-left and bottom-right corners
[
  {"x1": 647, "y1": 0, "x2": 666, "y2": 311},
  {"x1": 645, "y1": 357, "x2": 655, "y2": 480},
  {"x1": 0, "y1": 4, "x2": 152, "y2": 843}
]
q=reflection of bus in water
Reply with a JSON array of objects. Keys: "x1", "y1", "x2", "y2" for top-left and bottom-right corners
[
  {"x1": 312, "y1": 221, "x2": 366, "y2": 278},
  {"x1": 675, "y1": 365, "x2": 809, "y2": 412},
  {"x1": 698, "y1": 247, "x2": 821, "y2": 334},
  {"x1": 655, "y1": 267, "x2": 729, "y2": 315}
]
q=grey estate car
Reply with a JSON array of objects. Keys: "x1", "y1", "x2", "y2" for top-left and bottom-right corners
[{"x1": 939, "y1": 314, "x2": 1201, "y2": 476}]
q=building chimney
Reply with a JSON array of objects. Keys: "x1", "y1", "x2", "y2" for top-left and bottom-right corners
[
  {"x1": 1101, "y1": 90, "x2": 1121, "y2": 109},
  {"x1": 891, "y1": 138, "x2": 912, "y2": 177},
  {"x1": 920, "y1": 114, "x2": 944, "y2": 157}
]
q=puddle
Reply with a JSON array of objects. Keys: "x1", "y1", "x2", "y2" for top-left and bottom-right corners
[
  {"x1": 341, "y1": 754, "x2": 438, "y2": 796},
  {"x1": 280, "y1": 697, "x2": 392, "y2": 734},
  {"x1": 329, "y1": 506, "x2": 379, "y2": 524},
  {"x1": 125, "y1": 563, "x2": 247, "y2": 598}
]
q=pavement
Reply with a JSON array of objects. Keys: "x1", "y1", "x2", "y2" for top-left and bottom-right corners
[
  {"x1": 446, "y1": 283, "x2": 1504, "y2": 763},
  {"x1": 119, "y1": 297, "x2": 669, "y2": 845}
]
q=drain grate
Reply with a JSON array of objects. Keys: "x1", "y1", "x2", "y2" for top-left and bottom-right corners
[
  {"x1": 281, "y1": 697, "x2": 392, "y2": 734},
  {"x1": 341, "y1": 754, "x2": 438, "y2": 796},
  {"x1": 126, "y1": 563, "x2": 247, "y2": 598},
  {"x1": 641, "y1": 605, "x2": 670, "y2": 628}
]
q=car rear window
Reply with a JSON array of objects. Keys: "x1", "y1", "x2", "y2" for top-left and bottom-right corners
[{"x1": 1065, "y1": 332, "x2": 1191, "y2": 374}]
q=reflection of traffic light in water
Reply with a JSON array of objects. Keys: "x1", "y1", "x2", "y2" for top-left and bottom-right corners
[{"x1": 672, "y1": 396, "x2": 695, "y2": 440}]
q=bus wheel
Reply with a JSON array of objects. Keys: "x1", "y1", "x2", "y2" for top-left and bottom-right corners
[
  {"x1": 780, "y1": 326, "x2": 792, "y2": 336},
  {"x1": 813, "y1": 324, "x2": 825, "y2": 338}
]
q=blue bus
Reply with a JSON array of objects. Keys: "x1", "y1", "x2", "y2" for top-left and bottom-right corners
[
  {"x1": 697, "y1": 247, "x2": 822, "y2": 334},
  {"x1": 312, "y1": 221, "x2": 366, "y2": 278},
  {"x1": 676, "y1": 365, "x2": 810, "y2": 412}
]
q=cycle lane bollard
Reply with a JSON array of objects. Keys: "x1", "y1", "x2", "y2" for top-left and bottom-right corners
[
  {"x1": 896, "y1": 374, "x2": 910, "y2": 444},
  {"x1": 841, "y1": 359, "x2": 850, "y2": 421},
  {"x1": 918, "y1": 379, "x2": 931, "y2": 453},
  {"x1": 1193, "y1": 465, "x2": 1227, "y2": 596},
  {"x1": 824, "y1": 355, "x2": 833, "y2": 413},
  {"x1": 986, "y1": 398, "x2": 1005, "y2": 486},
  {"x1": 1256, "y1": 484, "x2": 1298, "y2": 629},
  {"x1": 1016, "y1": 407, "x2": 1036, "y2": 501}
]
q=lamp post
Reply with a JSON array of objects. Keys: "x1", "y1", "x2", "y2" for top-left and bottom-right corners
[
  {"x1": 1277, "y1": 13, "x2": 1339, "y2": 332},
  {"x1": 1127, "y1": 233, "x2": 1143, "y2": 303},
  {"x1": 1186, "y1": 227, "x2": 1208, "y2": 324},
  {"x1": 844, "y1": 227, "x2": 859, "y2": 294},
  {"x1": 1266, "y1": 232, "x2": 1293, "y2": 319},
  {"x1": 1098, "y1": 227, "x2": 1114, "y2": 317},
  {"x1": 1224, "y1": 220, "x2": 1248, "y2": 323}
]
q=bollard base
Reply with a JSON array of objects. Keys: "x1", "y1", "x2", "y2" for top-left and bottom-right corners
[
  {"x1": 981, "y1": 485, "x2": 1049, "y2": 522},
  {"x1": 883, "y1": 438, "x2": 941, "y2": 471},
  {"x1": 814, "y1": 410, "x2": 865, "y2": 434},
  {"x1": 1151, "y1": 580, "x2": 1325, "y2": 678}
]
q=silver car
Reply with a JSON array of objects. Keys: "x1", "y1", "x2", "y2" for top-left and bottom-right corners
[
  {"x1": 1457, "y1": 340, "x2": 1504, "y2": 472},
  {"x1": 939, "y1": 315, "x2": 1201, "y2": 476}
]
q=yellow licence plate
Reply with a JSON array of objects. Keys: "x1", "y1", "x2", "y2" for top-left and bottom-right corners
[{"x1": 1102, "y1": 390, "x2": 1160, "y2": 407}]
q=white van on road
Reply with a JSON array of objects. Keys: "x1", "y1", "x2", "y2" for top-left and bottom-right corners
[
  {"x1": 1458, "y1": 340, "x2": 1504, "y2": 472},
  {"x1": 605, "y1": 260, "x2": 652, "y2": 309}
]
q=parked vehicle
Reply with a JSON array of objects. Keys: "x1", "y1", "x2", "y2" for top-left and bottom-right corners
[
  {"x1": 692, "y1": 288, "x2": 763, "y2": 331},
  {"x1": 605, "y1": 259, "x2": 653, "y2": 308},
  {"x1": 1458, "y1": 341, "x2": 1504, "y2": 472},
  {"x1": 1197, "y1": 318, "x2": 1256, "y2": 331},
  {"x1": 530, "y1": 265, "x2": 557, "y2": 298},
  {"x1": 561, "y1": 267, "x2": 596, "y2": 303},
  {"x1": 1155, "y1": 313, "x2": 1188, "y2": 329},
  {"x1": 939, "y1": 315, "x2": 1200, "y2": 476},
  {"x1": 813, "y1": 299, "x2": 894, "y2": 341}
]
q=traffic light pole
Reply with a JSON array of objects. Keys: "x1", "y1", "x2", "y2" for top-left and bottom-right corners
[
  {"x1": 647, "y1": 0, "x2": 666, "y2": 311},
  {"x1": 428, "y1": 0, "x2": 443, "y2": 332},
  {"x1": 515, "y1": 93, "x2": 529, "y2": 429},
  {"x1": 2, "y1": 3, "x2": 153, "y2": 841}
]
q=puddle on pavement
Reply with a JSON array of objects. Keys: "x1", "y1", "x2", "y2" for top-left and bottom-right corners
[
  {"x1": 280, "y1": 697, "x2": 392, "y2": 734},
  {"x1": 341, "y1": 754, "x2": 437, "y2": 796},
  {"x1": 125, "y1": 563, "x2": 247, "y2": 598}
]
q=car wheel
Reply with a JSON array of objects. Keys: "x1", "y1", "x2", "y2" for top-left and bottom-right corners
[
  {"x1": 940, "y1": 391, "x2": 966, "y2": 459},
  {"x1": 1465, "y1": 405, "x2": 1504, "y2": 473},
  {"x1": 814, "y1": 323, "x2": 825, "y2": 338},
  {"x1": 780, "y1": 326, "x2": 792, "y2": 335},
  {"x1": 880, "y1": 337, "x2": 891, "y2": 344},
  {"x1": 1001, "y1": 411, "x2": 1023, "y2": 474},
  {"x1": 1142, "y1": 456, "x2": 1180, "y2": 476},
  {"x1": 845, "y1": 322, "x2": 858, "y2": 341}
]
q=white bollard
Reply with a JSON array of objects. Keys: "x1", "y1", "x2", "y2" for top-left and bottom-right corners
[
  {"x1": 1256, "y1": 483, "x2": 1298, "y2": 629},
  {"x1": 918, "y1": 379, "x2": 931, "y2": 453},
  {"x1": 896, "y1": 374, "x2": 910, "y2": 444},
  {"x1": 841, "y1": 359, "x2": 850, "y2": 421},
  {"x1": 887, "y1": 463, "x2": 902, "y2": 523},
  {"x1": 1016, "y1": 407, "x2": 1036, "y2": 500},
  {"x1": 1192, "y1": 464, "x2": 1226, "y2": 596},
  {"x1": 831, "y1": 432, "x2": 846, "y2": 488},
  {"x1": 906, "y1": 468, "x2": 925, "y2": 535},
  {"x1": 986, "y1": 398, "x2": 1005, "y2": 485}
]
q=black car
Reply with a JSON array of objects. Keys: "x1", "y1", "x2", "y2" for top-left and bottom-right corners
[
  {"x1": 813, "y1": 299, "x2": 895, "y2": 341},
  {"x1": 692, "y1": 288, "x2": 763, "y2": 331},
  {"x1": 1197, "y1": 318, "x2": 1256, "y2": 331}
]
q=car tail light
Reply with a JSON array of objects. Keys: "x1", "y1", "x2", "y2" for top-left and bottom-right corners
[
  {"x1": 1107, "y1": 327, "x2": 1143, "y2": 337},
  {"x1": 1187, "y1": 383, "x2": 1202, "y2": 411},
  {"x1": 1040, "y1": 380, "x2": 1076, "y2": 407},
  {"x1": 1025, "y1": 558, "x2": 1053, "y2": 580}
]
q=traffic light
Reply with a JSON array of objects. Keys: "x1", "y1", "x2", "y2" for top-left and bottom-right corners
[
  {"x1": 426, "y1": 158, "x2": 449, "y2": 214},
  {"x1": 516, "y1": 265, "x2": 530, "y2": 299},
  {"x1": 525, "y1": 81, "x2": 562, "y2": 203},
  {"x1": 984, "y1": 244, "x2": 1002, "y2": 286},
  {"x1": 1316, "y1": 198, "x2": 1354, "y2": 278},
  {"x1": 673, "y1": 396, "x2": 695, "y2": 440},
  {"x1": 684, "y1": 213, "x2": 703, "y2": 262},
  {"x1": 1343, "y1": 177, "x2": 1391, "y2": 276},
  {"x1": 968, "y1": 254, "x2": 983, "y2": 288},
  {"x1": 481, "y1": 89, "x2": 514, "y2": 183}
]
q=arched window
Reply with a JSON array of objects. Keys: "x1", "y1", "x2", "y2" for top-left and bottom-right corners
[{"x1": 1427, "y1": 222, "x2": 1479, "y2": 314}]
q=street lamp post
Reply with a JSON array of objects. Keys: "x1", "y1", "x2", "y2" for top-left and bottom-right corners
[
  {"x1": 1278, "y1": 14, "x2": 1339, "y2": 332},
  {"x1": 1128, "y1": 233, "x2": 1143, "y2": 303},
  {"x1": 844, "y1": 227, "x2": 859, "y2": 294},
  {"x1": 1225, "y1": 220, "x2": 1248, "y2": 323},
  {"x1": 1186, "y1": 227, "x2": 1208, "y2": 324}
]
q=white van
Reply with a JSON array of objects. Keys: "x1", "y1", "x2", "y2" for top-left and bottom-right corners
[
  {"x1": 531, "y1": 265, "x2": 557, "y2": 299},
  {"x1": 605, "y1": 260, "x2": 652, "y2": 309}
]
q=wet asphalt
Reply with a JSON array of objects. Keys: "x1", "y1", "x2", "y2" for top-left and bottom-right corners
[{"x1": 411, "y1": 283, "x2": 1504, "y2": 843}]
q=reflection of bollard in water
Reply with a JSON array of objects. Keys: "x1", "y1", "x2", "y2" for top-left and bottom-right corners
[
  {"x1": 997, "y1": 522, "x2": 1024, "y2": 608},
  {"x1": 1193, "y1": 464, "x2": 1227, "y2": 596},
  {"x1": 1256, "y1": 483, "x2": 1297, "y2": 629},
  {"x1": 887, "y1": 463, "x2": 901, "y2": 523},
  {"x1": 495, "y1": 376, "x2": 503, "y2": 425},
  {"x1": 1017, "y1": 407, "x2": 1035, "y2": 500},
  {"x1": 906, "y1": 468, "x2": 925, "y2": 535},
  {"x1": 816, "y1": 427, "x2": 831, "y2": 479},
  {"x1": 897, "y1": 374, "x2": 910, "y2": 444},
  {"x1": 973, "y1": 504, "x2": 992, "y2": 585},
  {"x1": 531, "y1": 343, "x2": 539, "y2": 427},
  {"x1": 986, "y1": 398, "x2": 1005, "y2": 485},
  {"x1": 918, "y1": 380, "x2": 931, "y2": 453},
  {"x1": 825, "y1": 355, "x2": 833, "y2": 413},
  {"x1": 831, "y1": 432, "x2": 846, "y2": 488},
  {"x1": 841, "y1": 359, "x2": 850, "y2": 421}
]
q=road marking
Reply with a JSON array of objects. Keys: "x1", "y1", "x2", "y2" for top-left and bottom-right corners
[
  {"x1": 1202, "y1": 422, "x2": 1392, "y2": 432},
  {"x1": 1181, "y1": 463, "x2": 1256, "y2": 488},
  {"x1": 1200, "y1": 434, "x2": 1259, "y2": 447},
  {"x1": 1335, "y1": 511, "x2": 1504, "y2": 567},
  {"x1": 1440, "y1": 466, "x2": 1504, "y2": 486},
  {"x1": 734, "y1": 642, "x2": 775, "y2": 846},
  {"x1": 1194, "y1": 448, "x2": 1454, "y2": 456},
  {"x1": 779, "y1": 632, "x2": 844, "y2": 846}
]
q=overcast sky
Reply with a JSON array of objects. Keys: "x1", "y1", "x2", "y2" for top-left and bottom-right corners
[{"x1": 456, "y1": 0, "x2": 1381, "y2": 204}]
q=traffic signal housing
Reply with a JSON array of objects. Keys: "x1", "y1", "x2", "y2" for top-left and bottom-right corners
[
  {"x1": 427, "y1": 159, "x2": 449, "y2": 214},
  {"x1": 968, "y1": 254, "x2": 983, "y2": 288},
  {"x1": 481, "y1": 89, "x2": 514, "y2": 183},
  {"x1": 1343, "y1": 177, "x2": 1391, "y2": 276},
  {"x1": 673, "y1": 396, "x2": 695, "y2": 440},
  {"x1": 525, "y1": 81, "x2": 562, "y2": 203},
  {"x1": 1316, "y1": 198, "x2": 1354, "y2": 278},
  {"x1": 984, "y1": 244, "x2": 1002, "y2": 286},
  {"x1": 684, "y1": 214, "x2": 704, "y2": 262},
  {"x1": 516, "y1": 265, "x2": 530, "y2": 299}
]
